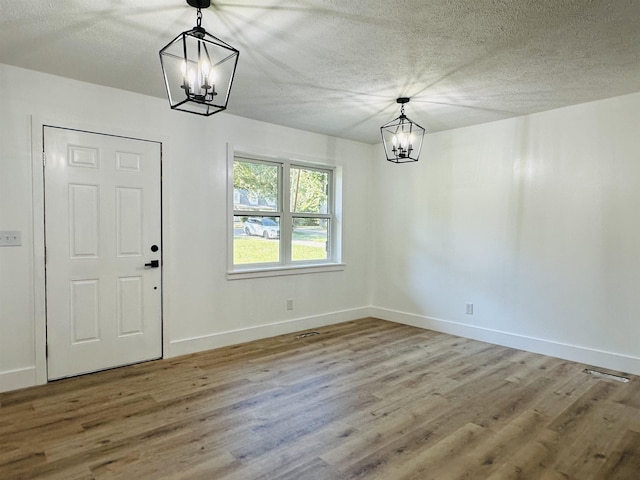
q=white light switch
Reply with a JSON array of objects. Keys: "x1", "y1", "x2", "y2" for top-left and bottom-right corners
[{"x1": 0, "y1": 231, "x2": 22, "y2": 246}]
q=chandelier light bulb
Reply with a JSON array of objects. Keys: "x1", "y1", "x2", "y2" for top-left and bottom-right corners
[
  {"x1": 201, "y1": 58, "x2": 210, "y2": 79},
  {"x1": 188, "y1": 69, "x2": 196, "y2": 91}
]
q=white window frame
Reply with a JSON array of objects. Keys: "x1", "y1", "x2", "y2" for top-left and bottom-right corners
[{"x1": 227, "y1": 145, "x2": 344, "y2": 279}]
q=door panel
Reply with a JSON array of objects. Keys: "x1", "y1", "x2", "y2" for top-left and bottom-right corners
[
  {"x1": 70, "y1": 279, "x2": 100, "y2": 342},
  {"x1": 117, "y1": 276, "x2": 144, "y2": 336},
  {"x1": 44, "y1": 127, "x2": 162, "y2": 380},
  {"x1": 117, "y1": 187, "x2": 143, "y2": 256},
  {"x1": 69, "y1": 183, "x2": 99, "y2": 257}
]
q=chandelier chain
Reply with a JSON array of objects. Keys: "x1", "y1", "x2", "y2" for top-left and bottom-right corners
[{"x1": 196, "y1": 8, "x2": 202, "y2": 27}]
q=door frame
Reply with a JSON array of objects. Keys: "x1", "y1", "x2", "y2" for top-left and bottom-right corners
[{"x1": 31, "y1": 115, "x2": 169, "y2": 386}]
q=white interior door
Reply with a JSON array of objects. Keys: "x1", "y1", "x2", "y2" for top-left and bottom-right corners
[{"x1": 44, "y1": 126, "x2": 162, "y2": 380}]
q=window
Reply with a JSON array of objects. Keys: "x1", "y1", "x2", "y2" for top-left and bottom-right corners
[{"x1": 230, "y1": 154, "x2": 341, "y2": 276}]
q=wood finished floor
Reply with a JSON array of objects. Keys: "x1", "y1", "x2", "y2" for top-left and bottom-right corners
[{"x1": 1, "y1": 318, "x2": 639, "y2": 479}]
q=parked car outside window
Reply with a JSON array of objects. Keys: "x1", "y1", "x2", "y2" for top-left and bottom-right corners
[{"x1": 244, "y1": 217, "x2": 280, "y2": 239}]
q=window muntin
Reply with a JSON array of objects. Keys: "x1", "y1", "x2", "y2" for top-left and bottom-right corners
[{"x1": 232, "y1": 156, "x2": 335, "y2": 270}]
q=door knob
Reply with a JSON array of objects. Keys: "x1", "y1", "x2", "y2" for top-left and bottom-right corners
[{"x1": 144, "y1": 260, "x2": 159, "y2": 268}]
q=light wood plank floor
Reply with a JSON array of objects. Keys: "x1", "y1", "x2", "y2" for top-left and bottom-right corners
[{"x1": 1, "y1": 318, "x2": 639, "y2": 479}]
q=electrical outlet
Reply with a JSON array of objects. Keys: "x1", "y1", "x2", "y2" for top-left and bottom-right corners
[
  {"x1": 465, "y1": 303, "x2": 474, "y2": 315},
  {"x1": 0, "y1": 231, "x2": 21, "y2": 247},
  {"x1": 287, "y1": 299, "x2": 294, "y2": 311}
]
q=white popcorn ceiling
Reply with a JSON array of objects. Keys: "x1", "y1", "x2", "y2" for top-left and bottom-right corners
[{"x1": 0, "y1": 0, "x2": 639, "y2": 144}]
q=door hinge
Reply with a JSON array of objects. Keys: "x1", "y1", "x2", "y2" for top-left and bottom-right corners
[{"x1": 42, "y1": 151, "x2": 46, "y2": 167}]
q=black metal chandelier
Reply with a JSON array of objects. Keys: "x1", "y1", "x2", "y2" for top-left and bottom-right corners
[
  {"x1": 380, "y1": 97, "x2": 426, "y2": 163},
  {"x1": 159, "y1": 0, "x2": 239, "y2": 116}
]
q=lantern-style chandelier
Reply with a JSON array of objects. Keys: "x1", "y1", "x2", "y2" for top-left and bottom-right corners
[
  {"x1": 159, "y1": 0, "x2": 239, "y2": 116},
  {"x1": 380, "y1": 97, "x2": 426, "y2": 163}
]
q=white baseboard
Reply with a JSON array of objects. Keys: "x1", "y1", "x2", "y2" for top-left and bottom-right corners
[
  {"x1": 168, "y1": 307, "x2": 372, "y2": 358},
  {"x1": 0, "y1": 367, "x2": 37, "y2": 393},
  {"x1": 371, "y1": 307, "x2": 640, "y2": 376},
  {"x1": 8, "y1": 307, "x2": 636, "y2": 394}
]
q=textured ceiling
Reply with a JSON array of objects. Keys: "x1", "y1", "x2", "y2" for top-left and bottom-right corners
[{"x1": 1, "y1": 0, "x2": 639, "y2": 144}]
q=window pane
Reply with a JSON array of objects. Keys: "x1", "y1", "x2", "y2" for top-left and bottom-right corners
[
  {"x1": 292, "y1": 218, "x2": 328, "y2": 261},
  {"x1": 290, "y1": 167, "x2": 329, "y2": 214},
  {"x1": 234, "y1": 215, "x2": 280, "y2": 265},
  {"x1": 234, "y1": 160, "x2": 279, "y2": 211}
]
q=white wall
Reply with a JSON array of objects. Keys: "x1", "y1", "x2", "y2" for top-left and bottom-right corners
[
  {"x1": 371, "y1": 92, "x2": 640, "y2": 375},
  {"x1": 0, "y1": 63, "x2": 373, "y2": 392},
  {"x1": 3, "y1": 60, "x2": 640, "y2": 393}
]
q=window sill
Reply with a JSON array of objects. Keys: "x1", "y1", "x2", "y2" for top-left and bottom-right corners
[{"x1": 226, "y1": 263, "x2": 345, "y2": 280}]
